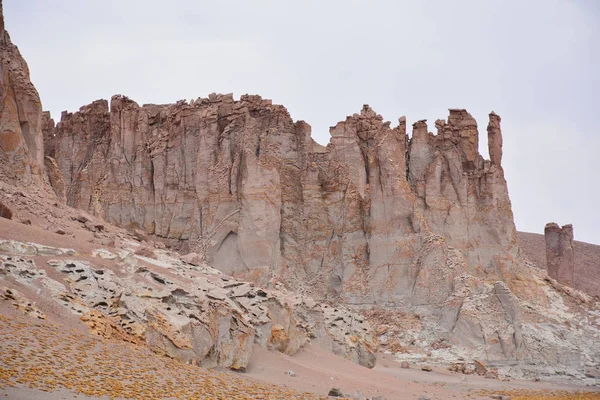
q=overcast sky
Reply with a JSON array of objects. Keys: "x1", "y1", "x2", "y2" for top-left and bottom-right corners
[{"x1": 6, "y1": 0, "x2": 600, "y2": 244}]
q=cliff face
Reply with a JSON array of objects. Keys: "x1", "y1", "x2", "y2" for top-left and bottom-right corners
[
  {"x1": 45, "y1": 95, "x2": 518, "y2": 306},
  {"x1": 0, "y1": 3, "x2": 44, "y2": 183},
  {"x1": 43, "y1": 97, "x2": 600, "y2": 377}
]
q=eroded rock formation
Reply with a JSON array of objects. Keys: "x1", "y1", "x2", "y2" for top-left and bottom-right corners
[
  {"x1": 545, "y1": 223, "x2": 575, "y2": 286},
  {"x1": 44, "y1": 96, "x2": 518, "y2": 305},
  {"x1": 0, "y1": 3, "x2": 44, "y2": 183},
  {"x1": 0, "y1": 238, "x2": 376, "y2": 370}
]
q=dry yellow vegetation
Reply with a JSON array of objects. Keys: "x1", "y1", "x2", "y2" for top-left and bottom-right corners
[{"x1": 0, "y1": 313, "x2": 327, "y2": 399}]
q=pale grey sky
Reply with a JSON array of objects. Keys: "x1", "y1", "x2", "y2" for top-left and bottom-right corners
[{"x1": 6, "y1": 0, "x2": 600, "y2": 244}]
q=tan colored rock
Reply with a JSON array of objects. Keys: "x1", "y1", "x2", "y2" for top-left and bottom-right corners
[
  {"x1": 545, "y1": 223, "x2": 574, "y2": 286},
  {"x1": 0, "y1": 199, "x2": 11, "y2": 219},
  {"x1": 487, "y1": 111, "x2": 503, "y2": 167},
  {"x1": 474, "y1": 360, "x2": 487, "y2": 376},
  {"x1": 0, "y1": 2, "x2": 44, "y2": 183},
  {"x1": 181, "y1": 252, "x2": 202, "y2": 266},
  {"x1": 41, "y1": 94, "x2": 526, "y2": 362},
  {"x1": 44, "y1": 156, "x2": 66, "y2": 201}
]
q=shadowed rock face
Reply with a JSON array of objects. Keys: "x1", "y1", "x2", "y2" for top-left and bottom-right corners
[
  {"x1": 545, "y1": 223, "x2": 575, "y2": 286},
  {"x1": 0, "y1": 2, "x2": 44, "y2": 183},
  {"x1": 44, "y1": 97, "x2": 518, "y2": 308}
]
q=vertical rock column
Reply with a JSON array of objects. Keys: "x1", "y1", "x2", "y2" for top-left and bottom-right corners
[{"x1": 544, "y1": 222, "x2": 574, "y2": 286}]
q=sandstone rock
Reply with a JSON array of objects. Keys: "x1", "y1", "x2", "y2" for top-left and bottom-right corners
[
  {"x1": 74, "y1": 214, "x2": 89, "y2": 223},
  {"x1": 44, "y1": 96, "x2": 517, "y2": 302},
  {"x1": 134, "y1": 246, "x2": 156, "y2": 259},
  {"x1": 0, "y1": 2, "x2": 44, "y2": 184},
  {"x1": 328, "y1": 387, "x2": 344, "y2": 397},
  {"x1": 181, "y1": 252, "x2": 202, "y2": 266},
  {"x1": 84, "y1": 220, "x2": 96, "y2": 232},
  {"x1": 1, "y1": 239, "x2": 377, "y2": 371},
  {"x1": 44, "y1": 156, "x2": 66, "y2": 201},
  {"x1": 0, "y1": 200, "x2": 11, "y2": 219},
  {"x1": 545, "y1": 223, "x2": 574, "y2": 286},
  {"x1": 268, "y1": 324, "x2": 290, "y2": 353}
]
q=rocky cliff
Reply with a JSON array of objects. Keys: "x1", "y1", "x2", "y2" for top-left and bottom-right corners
[
  {"x1": 0, "y1": 2, "x2": 44, "y2": 183},
  {"x1": 40, "y1": 94, "x2": 600, "y2": 380},
  {"x1": 0, "y1": 0, "x2": 598, "y2": 381},
  {"x1": 44, "y1": 95, "x2": 518, "y2": 307}
]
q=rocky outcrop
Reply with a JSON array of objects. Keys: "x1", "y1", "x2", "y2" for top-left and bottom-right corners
[
  {"x1": 519, "y1": 231, "x2": 600, "y2": 298},
  {"x1": 0, "y1": 238, "x2": 377, "y2": 370},
  {"x1": 40, "y1": 93, "x2": 535, "y2": 364},
  {"x1": 44, "y1": 96, "x2": 517, "y2": 304},
  {"x1": 545, "y1": 223, "x2": 575, "y2": 286},
  {"x1": 0, "y1": 2, "x2": 44, "y2": 183}
]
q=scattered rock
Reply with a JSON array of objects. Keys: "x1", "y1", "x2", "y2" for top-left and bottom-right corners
[
  {"x1": 20, "y1": 219, "x2": 31, "y2": 225},
  {"x1": 181, "y1": 252, "x2": 202, "y2": 266},
  {"x1": 474, "y1": 360, "x2": 487, "y2": 376},
  {"x1": 328, "y1": 387, "x2": 344, "y2": 397},
  {"x1": 421, "y1": 366, "x2": 433, "y2": 372},
  {"x1": 132, "y1": 229, "x2": 147, "y2": 242},
  {"x1": 485, "y1": 370, "x2": 498, "y2": 379},
  {"x1": 134, "y1": 246, "x2": 156, "y2": 259},
  {"x1": 0, "y1": 201, "x2": 12, "y2": 219},
  {"x1": 285, "y1": 370, "x2": 296, "y2": 377},
  {"x1": 74, "y1": 215, "x2": 89, "y2": 223},
  {"x1": 84, "y1": 220, "x2": 97, "y2": 232}
]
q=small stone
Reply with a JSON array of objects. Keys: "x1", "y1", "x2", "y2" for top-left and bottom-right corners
[
  {"x1": 74, "y1": 214, "x2": 89, "y2": 223},
  {"x1": 84, "y1": 220, "x2": 96, "y2": 232},
  {"x1": 485, "y1": 371, "x2": 498, "y2": 379},
  {"x1": 401, "y1": 361, "x2": 410, "y2": 369},
  {"x1": 421, "y1": 366, "x2": 432, "y2": 372},
  {"x1": 181, "y1": 252, "x2": 202, "y2": 266},
  {"x1": 328, "y1": 387, "x2": 344, "y2": 397},
  {"x1": 285, "y1": 370, "x2": 296, "y2": 377},
  {"x1": 132, "y1": 229, "x2": 147, "y2": 242},
  {"x1": 474, "y1": 360, "x2": 487, "y2": 376},
  {"x1": 0, "y1": 201, "x2": 12, "y2": 219}
]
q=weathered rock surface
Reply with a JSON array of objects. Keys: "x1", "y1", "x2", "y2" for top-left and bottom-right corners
[
  {"x1": 40, "y1": 93, "x2": 600, "y2": 379},
  {"x1": 0, "y1": 0, "x2": 598, "y2": 384},
  {"x1": 44, "y1": 96, "x2": 517, "y2": 302},
  {"x1": 519, "y1": 231, "x2": 600, "y2": 298},
  {"x1": 0, "y1": 238, "x2": 377, "y2": 370},
  {"x1": 0, "y1": 2, "x2": 44, "y2": 183},
  {"x1": 545, "y1": 223, "x2": 575, "y2": 286}
]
